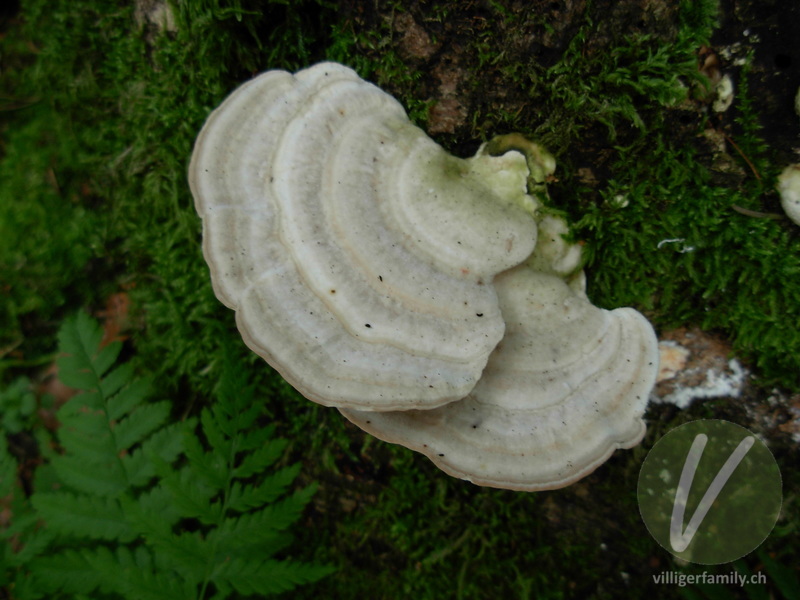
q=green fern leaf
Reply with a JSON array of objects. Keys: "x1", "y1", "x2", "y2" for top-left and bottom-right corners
[
  {"x1": 144, "y1": 530, "x2": 212, "y2": 583},
  {"x1": 31, "y1": 492, "x2": 134, "y2": 542},
  {"x1": 90, "y1": 341, "x2": 124, "y2": 381},
  {"x1": 216, "y1": 558, "x2": 336, "y2": 596},
  {"x1": 125, "y1": 419, "x2": 196, "y2": 487},
  {"x1": 236, "y1": 423, "x2": 278, "y2": 452},
  {"x1": 30, "y1": 545, "x2": 161, "y2": 597},
  {"x1": 231, "y1": 437, "x2": 289, "y2": 480},
  {"x1": 28, "y1": 548, "x2": 107, "y2": 596},
  {"x1": 2, "y1": 509, "x2": 56, "y2": 569},
  {"x1": 53, "y1": 411, "x2": 116, "y2": 460},
  {"x1": 206, "y1": 510, "x2": 293, "y2": 558},
  {"x1": 200, "y1": 404, "x2": 230, "y2": 457},
  {"x1": 112, "y1": 400, "x2": 171, "y2": 452},
  {"x1": 49, "y1": 453, "x2": 128, "y2": 497},
  {"x1": 199, "y1": 486, "x2": 320, "y2": 568},
  {"x1": 44, "y1": 314, "x2": 187, "y2": 500},
  {"x1": 116, "y1": 565, "x2": 197, "y2": 600},
  {"x1": 207, "y1": 525, "x2": 292, "y2": 561},
  {"x1": 119, "y1": 487, "x2": 181, "y2": 542},
  {"x1": 213, "y1": 399, "x2": 262, "y2": 440},
  {"x1": 98, "y1": 361, "x2": 136, "y2": 400},
  {"x1": 58, "y1": 388, "x2": 104, "y2": 411},
  {"x1": 182, "y1": 419, "x2": 230, "y2": 491},
  {"x1": 56, "y1": 312, "x2": 121, "y2": 390},
  {"x1": 252, "y1": 485, "x2": 317, "y2": 530},
  {"x1": 31, "y1": 532, "x2": 197, "y2": 598},
  {"x1": 105, "y1": 375, "x2": 152, "y2": 421},
  {"x1": 157, "y1": 464, "x2": 220, "y2": 523},
  {"x1": 15, "y1": 314, "x2": 331, "y2": 598},
  {"x1": 226, "y1": 463, "x2": 302, "y2": 512}
]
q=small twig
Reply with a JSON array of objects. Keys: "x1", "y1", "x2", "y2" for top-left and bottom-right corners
[
  {"x1": 45, "y1": 168, "x2": 61, "y2": 196},
  {"x1": 723, "y1": 133, "x2": 761, "y2": 180},
  {"x1": 731, "y1": 205, "x2": 783, "y2": 220}
]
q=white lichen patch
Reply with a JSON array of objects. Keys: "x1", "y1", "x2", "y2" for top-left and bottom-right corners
[{"x1": 655, "y1": 358, "x2": 746, "y2": 409}]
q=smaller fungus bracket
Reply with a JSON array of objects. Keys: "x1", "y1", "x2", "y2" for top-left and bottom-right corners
[
  {"x1": 778, "y1": 164, "x2": 800, "y2": 226},
  {"x1": 341, "y1": 265, "x2": 659, "y2": 491}
]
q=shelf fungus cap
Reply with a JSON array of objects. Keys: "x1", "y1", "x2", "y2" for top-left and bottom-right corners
[
  {"x1": 189, "y1": 62, "x2": 539, "y2": 411},
  {"x1": 341, "y1": 234, "x2": 659, "y2": 491},
  {"x1": 778, "y1": 163, "x2": 800, "y2": 226}
]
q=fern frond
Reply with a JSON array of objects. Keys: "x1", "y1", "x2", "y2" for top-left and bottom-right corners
[
  {"x1": 48, "y1": 453, "x2": 128, "y2": 497},
  {"x1": 246, "y1": 484, "x2": 318, "y2": 534},
  {"x1": 112, "y1": 400, "x2": 171, "y2": 452},
  {"x1": 153, "y1": 355, "x2": 334, "y2": 596},
  {"x1": 98, "y1": 361, "x2": 136, "y2": 402},
  {"x1": 31, "y1": 492, "x2": 134, "y2": 542},
  {"x1": 231, "y1": 437, "x2": 289, "y2": 480},
  {"x1": 236, "y1": 423, "x2": 278, "y2": 452},
  {"x1": 206, "y1": 524, "x2": 292, "y2": 561},
  {"x1": 29, "y1": 547, "x2": 113, "y2": 596},
  {"x1": 116, "y1": 565, "x2": 197, "y2": 600},
  {"x1": 226, "y1": 463, "x2": 302, "y2": 512},
  {"x1": 200, "y1": 404, "x2": 231, "y2": 457},
  {"x1": 53, "y1": 411, "x2": 116, "y2": 461},
  {"x1": 182, "y1": 417, "x2": 230, "y2": 491},
  {"x1": 105, "y1": 372, "x2": 151, "y2": 421},
  {"x1": 125, "y1": 419, "x2": 196, "y2": 487},
  {"x1": 141, "y1": 530, "x2": 212, "y2": 583},
  {"x1": 206, "y1": 509, "x2": 294, "y2": 560},
  {"x1": 56, "y1": 311, "x2": 121, "y2": 391},
  {"x1": 216, "y1": 558, "x2": 336, "y2": 596},
  {"x1": 157, "y1": 464, "x2": 220, "y2": 524},
  {"x1": 29, "y1": 545, "x2": 193, "y2": 599},
  {"x1": 121, "y1": 485, "x2": 183, "y2": 535},
  {"x1": 11, "y1": 314, "x2": 330, "y2": 598},
  {"x1": 3, "y1": 512, "x2": 56, "y2": 567},
  {"x1": 46, "y1": 314, "x2": 182, "y2": 497}
]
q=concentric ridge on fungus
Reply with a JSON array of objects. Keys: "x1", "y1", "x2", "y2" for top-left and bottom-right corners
[{"x1": 189, "y1": 62, "x2": 660, "y2": 491}]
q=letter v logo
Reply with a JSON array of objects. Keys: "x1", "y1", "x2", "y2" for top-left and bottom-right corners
[
  {"x1": 669, "y1": 434, "x2": 755, "y2": 552},
  {"x1": 638, "y1": 420, "x2": 782, "y2": 564}
]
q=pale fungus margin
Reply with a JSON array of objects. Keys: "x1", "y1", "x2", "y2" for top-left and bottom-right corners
[
  {"x1": 189, "y1": 62, "x2": 659, "y2": 491},
  {"x1": 778, "y1": 164, "x2": 800, "y2": 226}
]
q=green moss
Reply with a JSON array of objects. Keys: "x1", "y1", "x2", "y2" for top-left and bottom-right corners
[{"x1": 571, "y1": 60, "x2": 800, "y2": 388}]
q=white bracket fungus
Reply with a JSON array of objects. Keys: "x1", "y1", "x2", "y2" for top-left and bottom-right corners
[
  {"x1": 189, "y1": 62, "x2": 659, "y2": 491},
  {"x1": 778, "y1": 164, "x2": 800, "y2": 226}
]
